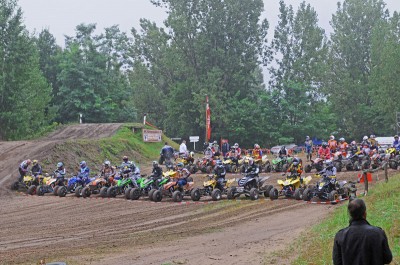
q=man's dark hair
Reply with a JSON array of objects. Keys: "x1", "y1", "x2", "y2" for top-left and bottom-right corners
[
  {"x1": 165, "y1": 142, "x2": 168, "y2": 145},
  {"x1": 348, "y1": 199, "x2": 366, "y2": 221}
]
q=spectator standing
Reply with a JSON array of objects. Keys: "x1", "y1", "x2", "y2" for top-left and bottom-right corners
[
  {"x1": 305, "y1": 136, "x2": 313, "y2": 161},
  {"x1": 333, "y1": 199, "x2": 392, "y2": 265},
  {"x1": 221, "y1": 140, "x2": 230, "y2": 157},
  {"x1": 179, "y1": 140, "x2": 188, "y2": 156}
]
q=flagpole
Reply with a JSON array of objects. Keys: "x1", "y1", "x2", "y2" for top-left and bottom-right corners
[{"x1": 205, "y1": 95, "x2": 208, "y2": 143}]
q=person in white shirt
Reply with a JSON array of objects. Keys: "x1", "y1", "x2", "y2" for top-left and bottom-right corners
[{"x1": 179, "y1": 140, "x2": 188, "y2": 156}]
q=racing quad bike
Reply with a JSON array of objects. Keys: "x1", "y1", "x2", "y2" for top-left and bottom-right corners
[
  {"x1": 261, "y1": 155, "x2": 272, "y2": 173},
  {"x1": 386, "y1": 147, "x2": 399, "y2": 169},
  {"x1": 269, "y1": 175, "x2": 312, "y2": 201},
  {"x1": 345, "y1": 151, "x2": 370, "y2": 171},
  {"x1": 304, "y1": 157, "x2": 325, "y2": 173},
  {"x1": 223, "y1": 157, "x2": 239, "y2": 173},
  {"x1": 176, "y1": 153, "x2": 198, "y2": 174},
  {"x1": 69, "y1": 176, "x2": 94, "y2": 197},
  {"x1": 227, "y1": 174, "x2": 271, "y2": 200},
  {"x1": 80, "y1": 175, "x2": 116, "y2": 198},
  {"x1": 126, "y1": 174, "x2": 165, "y2": 200},
  {"x1": 271, "y1": 156, "x2": 293, "y2": 172},
  {"x1": 197, "y1": 174, "x2": 236, "y2": 201},
  {"x1": 332, "y1": 151, "x2": 346, "y2": 172},
  {"x1": 198, "y1": 157, "x2": 216, "y2": 174},
  {"x1": 151, "y1": 175, "x2": 197, "y2": 203},
  {"x1": 148, "y1": 170, "x2": 176, "y2": 201},
  {"x1": 302, "y1": 174, "x2": 350, "y2": 203},
  {"x1": 238, "y1": 156, "x2": 251, "y2": 173},
  {"x1": 26, "y1": 175, "x2": 52, "y2": 195},
  {"x1": 34, "y1": 175, "x2": 67, "y2": 196},
  {"x1": 11, "y1": 174, "x2": 38, "y2": 191},
  {"x1": 370, "y1": 150, "x2": 386, "y2": 170},
  {"x1": 106, "y1": 175, "x2": 138, "y2": 198}
]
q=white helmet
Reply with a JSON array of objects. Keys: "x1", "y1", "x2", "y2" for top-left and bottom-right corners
[
  {"x1": 330, "y1": 135, "x2": 335, "y2": 140},
  {"x1": 339, "y1": 138, "x2": 345, "y2": 142},
  {"x1": 234, "y1": 143, "x2": 239, "y2": 148},
  {"x1": 363, "y1": 136, "x2": 368, "y2": 141}
]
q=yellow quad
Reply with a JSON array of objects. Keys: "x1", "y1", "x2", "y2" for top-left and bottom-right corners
[
  {"x1": 269, "y1": 176, "x2": 312, "y2": 200},
  {"x1": 200, "y1": 175, "x2": 236, "y2": 201},
  {"x1": 11, "y1": 175, "x2": 37, "y2": 191}
]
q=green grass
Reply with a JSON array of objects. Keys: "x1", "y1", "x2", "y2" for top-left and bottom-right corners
[
  {"x1": 291, "y1": 175, "x2": 400, "y2": 265},
  {"x1": 40, "y1": 123, "x2": 179, "y2": 174}
]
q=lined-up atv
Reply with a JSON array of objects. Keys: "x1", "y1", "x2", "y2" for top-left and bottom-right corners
[
  {"x1": 386, "y1": 147, "x2": 399, "y2": 169},
  {"x1": 227, "y1": 174, "x2": 271, "y2": 200},
  {"x1": 302, "y1": 174, "x2": 350, "y2": 202},
  {"x1": 12, "y1": 174, "x2": 38, "y2": 191},
  {"x1": 176, "y1": 152, "x2": 198, "y2": 174},
  {"x1": 304, "y1": 157, "x2": 325, "y2": 173},
  {"x1": 126, "y1": 174, "x2": 167, "y2": 200},
  {"x1": 80, "y1": 174, "x2": 116, "y2": 198},
  {"x1": 223, "y1": 157, "x2": 239, "y2": 173},
  {"x1": 269, "y1": 175, "x2": 312, "y2": 201},
  {"x1": 197, "y1": 174, "x2": 236, "y2": 201},
  {"x1": 271, "y1": 156, "x2": 293, "y2": 172},
  {"x1": 151, "y1": 174, "x2": 197, "y2": 202}
]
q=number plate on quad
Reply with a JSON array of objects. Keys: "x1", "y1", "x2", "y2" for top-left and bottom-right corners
[{"x1": 236, "y1": 187, "x2": 244, "y2": 193}]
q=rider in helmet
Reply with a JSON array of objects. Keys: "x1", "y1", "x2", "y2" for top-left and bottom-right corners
[
  {"x1": 338, "y1": 138, "x2": 348, "y2": 156},
  {"x1": 318, "y1": 142, "x2": 331, "y2": 159},
  {"x1": 287, "y1": 157, "x2": 303, "y2": 180},
  {"x1": 393, "y1": 135, "x2": 400, "y2": 151},
  {"x1": 328, "y1": 135, "x2": 338, "y2": 153},
  {"x1": 101, "y1": 160, "x2": 115, "y2": 181},
  {"x1": 31, "y1": 160, "x2": 42, "y2": 177},
  {"x1": 151, "y1": 161, "x2": 163, "y2": 179},
  {"x1": 369, "y1": 134, "x2": 379, "y2": 151},
  {"x1": 319, "y1": 159, "x2": 337, "y2": 179},
  {"x1": 119, "y1": 156, "x2": 136, "y2": 176},
  {"x1": 245, "y1": 157, "x2": 260, "y2": 178},
  {"x1": 349, "y1": 141, "x2": 359, "y2": 155},
  {"x1": 18, "y1": 159, "x2": 32, "y2": 182},
  {"x1": 213, "y1": 160, "x2": 227, "y2": 190},
  {"x1": 278, "y1": 146, "x2": 288, "y2": 158},
  {"x1": 176, "y1": 162, "x2": 191, "y2": 189},
  {"x1": 54, "y1": 162, "x2": 66, "y2": 177},
  {"x1": 305, "y1": 136, "x2": 313, "y2": 161},
  {"x1": 77, "y1": 161, "x2": 90, "y2": 182},
  {"x1": 252, "y1": 144, "x2": 262, "y2": 160},
  {"x1": 211, "y1": 140, "x2": 220, "y2": 157},
  {"x1": 360, "y1": 136, "x2": 371, "y2": 155}
]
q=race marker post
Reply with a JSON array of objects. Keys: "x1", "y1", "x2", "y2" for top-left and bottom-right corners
[{"x1": 189, "y1": 136, "x2": 200, "y2": 150}]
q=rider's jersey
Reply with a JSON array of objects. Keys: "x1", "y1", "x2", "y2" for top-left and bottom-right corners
[
  {"x1": 393, "y1": 140, "x2": 400, "y2": 150},
  {"x1": 252, "y1": 149, "x2": 262, "y2": 159},
  {"x1": 177, "y1": 168, "x2": 191, "y2": 179},
  {"x1": 54, "y1": 168, "x2": 66, "y2": 177},
  {"x1": 328, "y1": 140, "x2": 338, "y2": 151},
  {"x1": 305, "y1": 140, "x2": 313, "y2": 152},
  {"x1": 101, "y1": 166, "x2": 115, "y2": 177},
  {"x1": 31, "y1": 164, "x2": 42, "y2": 176},
  {"x1": 287, "y1": 164, "x2": 302, "y2": 176},
  {"x1": 161, "y1": 145, "x2": 174, "y2": 158},
  {"x1": 152, "y1": 166, "x2": 163, "y2": 178},
  {"x1": 319, "y1": 166, "x2": 337, "y2": 178},
  {"x1": 318, "y1": 147, "x2": 331, "y2": 159},
  {"x1": 19, "y1": 160, "x2": 30, "y2": 172},
  {"x1": 78, "y1": 166, "x2": 90, "y2": 179}
]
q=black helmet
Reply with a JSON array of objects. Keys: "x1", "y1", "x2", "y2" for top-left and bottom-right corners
[{"x1": 322, "y1": 142, "x2": 327, "y2": 148}]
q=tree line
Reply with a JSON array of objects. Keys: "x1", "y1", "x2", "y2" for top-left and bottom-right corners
[{"x1": 0, "y1": 0, "x2": 399, "y2": 147}]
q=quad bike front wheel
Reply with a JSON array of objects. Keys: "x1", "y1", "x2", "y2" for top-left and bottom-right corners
[
  {"x1": 81, "y1": 187, "x2": 91, "y2": 198},
  {"x1": 152, "y1": 190, "x2": 163, "y2": 202},
  {"x1": 269, "y1": 188, "x2": 279, "y2": 200},
  {"x1": 75, "y1": 186, "x2": 83, "y2": 197},
  {"x1": 58, "y1": 186, "x2": 68, "y2": 197},
  {"x1": 249, "y1": 188, "x2": 259, "y2": 200},
  {"x1": 125, "y1": 188, "x2": 132, "y2": 200},
  {"x1": 172, "y1": 190, "x2": 183, "y2": 202},
  {"x1": 190, "y1": 188, "x2": 201, "y2": 201},
  {"x1": 11, "y1": 181, "x2": 19, "y2": 191},
  {"x1": 37, "y1": 186, "x2": 45, "y2": 196},
  {"x1": 263, "y1": 185, "x2": 273, "y2": 198},
  {"x1": 211, "y1": 189, "x2": 222, "y2": 201},
  {"x1": 294, "y1": 188, "x2": 304, "y2": 200},
  {"x1": 53, "y1": 186, "x2": 60, "y2": 196},
  {"x1": 328, "y1": 190, "x2": 338, "y2": 202},
  {"x1": 148, "y1": 189, "x2": 156, "y2": 201},
  {"x1": 107, "y1": 187, "x2": 117, "y2": 198},
  {"x1": 130, "y1": 188, "x2": 141, "y2": 200},
  {"x1": 302, "y1": 188, "x2": 312, "y2": 201},
  {"x1": 99, "y1": 187, "x2": 108, "y2": 198},
  {"x1": 227, "y1": 187, "x2": 236, "y2": 200},
  {"x1": 304, "y1": 164, "x2": 312, "y2": 173},
  {"x1": 27, "y1": 185, "x2": 37, "y2": 195}
]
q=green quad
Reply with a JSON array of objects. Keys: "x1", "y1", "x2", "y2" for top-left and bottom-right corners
[
  {"x1": 126, "y1": 175, "x2": 169, "y2": 200},
  {"x1": 106, "y1": 176, "x2": 137, "y2": 198},
  {"x1": 271, "y1": 156, "x2": 293, "y2": 172}
]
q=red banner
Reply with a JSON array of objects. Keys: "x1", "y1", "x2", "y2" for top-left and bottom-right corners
[{"x1": 206, "y1": 96, "x2": 211, "y2": 142}]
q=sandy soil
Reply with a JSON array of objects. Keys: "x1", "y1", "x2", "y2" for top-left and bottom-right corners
[{"x1": 0, "y1": 124, "x2": 394, "y2": 265}]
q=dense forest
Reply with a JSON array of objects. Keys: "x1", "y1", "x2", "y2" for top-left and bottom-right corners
[{"x1": 1, "y1": 0, "x2": 399, "y2": 147}]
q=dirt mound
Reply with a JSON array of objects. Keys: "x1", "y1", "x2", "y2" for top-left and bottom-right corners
[{"x1": 0, "y1": 123, "x2": 122, "y2": 193}]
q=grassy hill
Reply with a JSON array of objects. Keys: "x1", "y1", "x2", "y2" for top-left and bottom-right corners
[{"x1": 40, "y1": 123, "x2": 179, "y2": 175}]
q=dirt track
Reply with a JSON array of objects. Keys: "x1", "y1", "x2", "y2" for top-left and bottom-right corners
[{"x1": 0, "y1": 124, "x2": 393, "y2": 264}]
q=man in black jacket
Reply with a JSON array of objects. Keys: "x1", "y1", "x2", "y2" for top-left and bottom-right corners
[{"x1": 332, "y1": 199, "x2": 392, "y2": 265}]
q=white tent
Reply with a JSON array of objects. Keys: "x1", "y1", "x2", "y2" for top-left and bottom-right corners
[{"x1": 375, "y1": 137, "x2": 394, "y2": 146}]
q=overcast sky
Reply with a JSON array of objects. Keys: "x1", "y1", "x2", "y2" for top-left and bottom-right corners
[{"x1": 18, "y1": 0, "x2": 400, "y2": 46}]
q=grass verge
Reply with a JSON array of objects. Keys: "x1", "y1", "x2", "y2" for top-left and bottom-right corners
[{"x1": 289, "y1": 174, "x2": 400, "y2": 265}]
